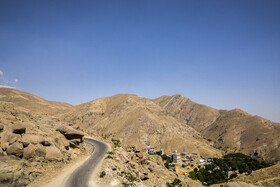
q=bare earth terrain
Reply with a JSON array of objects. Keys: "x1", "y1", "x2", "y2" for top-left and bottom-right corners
[{"x1": 1, "y1": 88, "x2": 279, "y2": 186}]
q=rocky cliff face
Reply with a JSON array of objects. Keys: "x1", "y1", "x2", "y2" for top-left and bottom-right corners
[
  {"x1": 94, "y1": 141, "x2": 204, "y2": 187},
  {"x1": 153, "y1": 94, "x2": 280, "y2": 163},
  {"x1": 0, "y1": 89, "x2": 85, "y2": 186}
]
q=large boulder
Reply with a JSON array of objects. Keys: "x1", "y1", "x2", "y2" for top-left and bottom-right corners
[
  {"x1": 34, "y1": 144, "x2": 46, "y2": 157},
  {"x1": 6, "y1": 142, "x2": 23, "y2": 157},
  {"x1": 56, "y1": 125, "x2": 84, "y2": 140},
  {"x1": 23, "y1": 144, "x2": 36, "y2": 159},
  {"x1": 69, "y1": 139, "x2": 81, "y2": 148},
  {"x1": 21, "y1": 134, "x2": 43, "y2": 147},
  {"x1": 45, "y1": 146, "x2": 63, "y2": 161},
  {"x1": 1, "y1": 132, "x2": 21, "y2": 150},
  {"x1": 56, "y1": 136, "x2": 70, "y2": 150},
  {"x1": 12, "y1": 124, "x2": 26, "y2": 134}
]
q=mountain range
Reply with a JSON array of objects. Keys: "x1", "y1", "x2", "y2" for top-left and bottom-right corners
[{"x1": 1, "y1": 88, "x2": 279, "y2": 163}]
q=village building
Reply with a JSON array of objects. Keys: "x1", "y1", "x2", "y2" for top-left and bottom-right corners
[
  {"x1": 146, "y1": 142, "x2": 155, "y2": 154},
  {"x1": 198, "y1": 158, "x2": 213, "y2": 168},
  {"x1": 172, "y1": 150, "x2": 181, "y2": 164}
]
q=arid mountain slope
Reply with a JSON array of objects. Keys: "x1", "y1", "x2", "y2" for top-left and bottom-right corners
[
  {"x1": 154, "y1": 94, "x2": 220, "y2": 132},
  {"x1": 154, "y1": 94, "x2": 280, "y2": 163},
  {"x1": 0, "y1": 88, "x2": 72, "y2": 114},
  {"x1": 63, "y1": 94, "x2": 222, "y2": 158},
  {"x1": 204, "y1": 109, "x2": 280, "y2": 163},
  {"x1": 232, "y1": 163, "x2": 280, "y2": 186}
]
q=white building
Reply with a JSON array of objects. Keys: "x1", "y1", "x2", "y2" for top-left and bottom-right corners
[{"x1": 172, "y1": 150, "x2": 181, "y2": 164}]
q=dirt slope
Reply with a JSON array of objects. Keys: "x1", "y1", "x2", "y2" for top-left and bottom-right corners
[
  {"x1": 229, "y1": 163, "x2": 280, "y2": 186},
  {"x1": 153, "y1": 94, "x2": 280, "y2": 163},
  {"x1": 0, "y1": 88, "x2": 72, "y2": 114},
  {"x1": 63, "y1": 94, "x2": 222, "y2": 158}
]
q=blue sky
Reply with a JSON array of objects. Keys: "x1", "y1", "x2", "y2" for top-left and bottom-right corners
[{"x1": 0, "y1": 0, "x2": 280, "y2": 122}]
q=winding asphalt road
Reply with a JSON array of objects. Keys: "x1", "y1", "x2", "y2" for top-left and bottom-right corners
[{"x1": 65, "y1": 137, "x2": 108, "y2": 187}]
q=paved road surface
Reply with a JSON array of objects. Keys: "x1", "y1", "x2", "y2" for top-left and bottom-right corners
[{"x1": 66, "y1": 138, "x2": 108, "y2": 187}]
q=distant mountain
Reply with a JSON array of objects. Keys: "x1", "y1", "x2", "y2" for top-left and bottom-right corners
[
  {"x1": 153, "y1": 94, "x2": 280, "y2": 163},
  {"x1": 1, "y1": 88, "x2": 278, "y2": 163},
  {"x1": 62, "y1": 94, "x2": 222, "y2": 158},
  {"x1": 0, "y1": 88, "x2": 72, "y2": 114}
]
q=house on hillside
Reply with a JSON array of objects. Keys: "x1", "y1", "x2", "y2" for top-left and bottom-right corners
[
  {"x1": 172, "y1": 150, "x2": 181, "y2": 164},
  {"x1": 198, "y1": 158, "x2": 213, "y2": 168},
  {"x1": 146, "y1": 142, "x2": 155, "y2": 154}
]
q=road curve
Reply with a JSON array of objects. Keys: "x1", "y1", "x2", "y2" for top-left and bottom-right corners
[{"x1": 66, "y1": 137, "x2": 108, "y2": 187}]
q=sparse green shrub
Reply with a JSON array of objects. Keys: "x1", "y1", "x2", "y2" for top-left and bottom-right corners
[
  {"x1": 166, "y1": 178, "x2": 182, "y2": 187},
  {"x1": 107, "y1": 151, "x2": 115, "y2": 155},
  {"x1": 125, "y1": 172, "x2": 137, "y2": 182},
  {"x1": 229, "y1": 173, "x2": 237, "y2": 179},
  {"x1": 111, "y1": 138, "x2": 121, "y2": 147},
  {"x1": 100, "y1": 171, "x2": 106, "y2": 178},
  {"x1": 156, "y1": 150, "x2": 162, "y2": 155}
]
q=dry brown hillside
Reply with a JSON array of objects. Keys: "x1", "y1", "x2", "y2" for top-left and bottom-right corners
[
  {"x1": 154, "y1": 94, "x2": 220, "y2": 132},
  {"x1": 0, "y1": 88, "x2": 86, "y2": 186},
  {"x1": 204, "y1": 109, "x2": 280, "y2": 163},
  {"x1": 0, "y1": 101, "x2": 85, "y2": 186},
  {"x1": 0, "y1": 88, "x2": 72, "y2": 114},
  {"x1": 222, "y1": 163, "x2": 280, "y2": 187},
  {"x1": 62, "y1": 94, "x2": 222, "y2": 158},
  {"x1": 153, "y1": 94, "x2": 280, "y2": 163}
]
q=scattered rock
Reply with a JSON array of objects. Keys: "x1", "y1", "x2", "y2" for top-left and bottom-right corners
[
  {"x1": 21, "y1": 134, "x2": 43, "y2": 147},
  {"x1": 140, "y1": 173, "x2": 149, "y2": 181},
  {"x1": 0, "y1": 124, "x2": 4, "y2": 132},
  {"x1": 41, "y1": 140, "x2": 51, "y2": 146},
  {"x1": 34, "y1": 144, "x2": 46, "y2": 157},
  {"x1": 12, "y1": 124, "x2": 26, "y2": 134},
  {"x1": 69, "y1": 139, "x2": 81, "y2": 148},
  {"x1": 41, "y1": 137, "x2": 54, "y2": 146},
  {"x1": 1, "y1": 131, "x2": 21, "y2": 149},
  {"x1": 6, "y1": 142, "x2": 23, "y2": 157},
  {"x1": 45, "y1": 146, "x2": 63, "y2": 161},
  {"x1": 23, "y1": 144, "x2": 36, "y2": 159},
  {"x1": 136, "y1": 152, "x2": 143, "y2": 159}
]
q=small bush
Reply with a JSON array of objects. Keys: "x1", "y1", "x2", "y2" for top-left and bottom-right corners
[
  {"x1": 166, "y1": 178, "x2": 182, "y2": 187},
  {"x1": 107, "y1": 151, "x2": 115, "y2": 155},
  {"x1": 111, "y1": 138, "x2": 121, "y2": 147},
  {"x1": 125, "y1": 172, "x2": 137, "y2": 182},
  {"x1": 100, "y1": 171, "x2": 106, "y2": 178}
]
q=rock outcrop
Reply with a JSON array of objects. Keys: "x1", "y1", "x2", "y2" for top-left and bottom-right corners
[
  {"x1": 0, "y1": 94, "x2": 86, "y2": 186},
  {"x1": 23, "y1": 144, "x2": 36, "y2": 159},
  {"x1": 45, "y1": 146, "x2": 63, "y2": 161},
  {"x1": 12, "y1": 124, "x2": 26, "y2": 134},
  {"x1": 56, "y1": 125, "x2": 84, "y2": 141},
  {"x1": 6, "y1": 142, "x2": 24, "y2": 157}
]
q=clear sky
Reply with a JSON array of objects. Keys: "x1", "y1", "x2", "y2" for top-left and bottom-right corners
[{"x1": 0, "y1": 0, "x2": 280, "y2": 122}]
